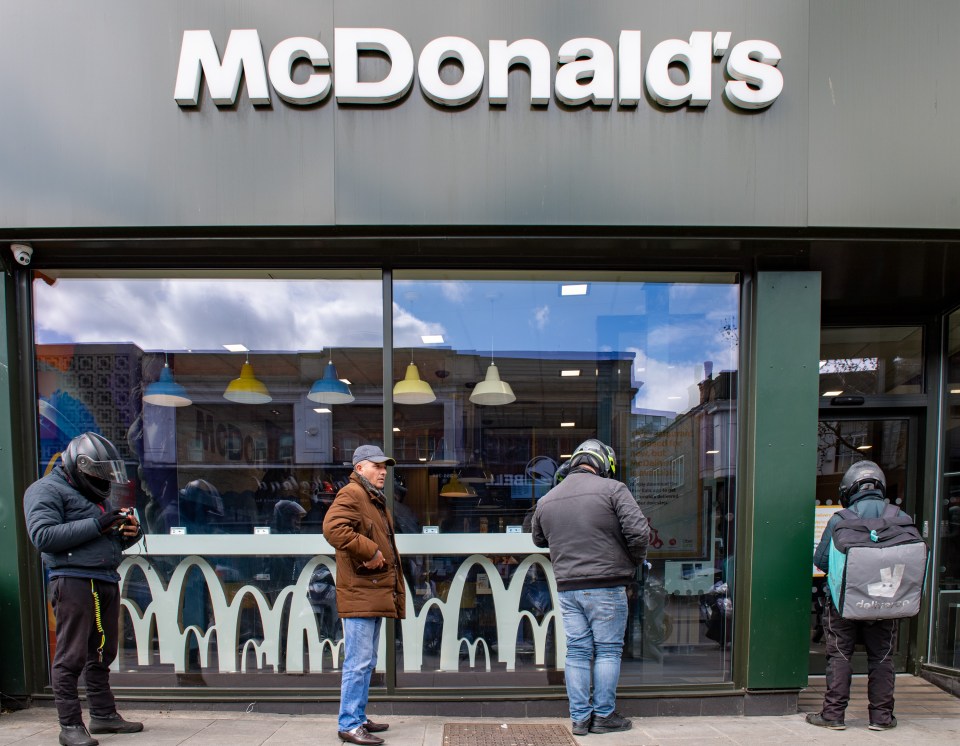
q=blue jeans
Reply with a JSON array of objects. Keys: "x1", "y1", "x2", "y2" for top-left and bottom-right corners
[
  {"x1": 338, "y1": 617, "x2": 382, "y2": 732},
  {"x1": 558, "y1": 586, "x2": 628, "y2": 723}
]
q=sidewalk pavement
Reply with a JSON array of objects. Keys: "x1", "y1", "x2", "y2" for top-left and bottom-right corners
[{"x1": 1, "y1": 707, "x2": 959, "y2": 746}]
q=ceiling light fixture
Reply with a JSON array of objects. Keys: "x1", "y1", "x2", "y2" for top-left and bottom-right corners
[
  {"x1": 561, "y1": 284, "x2": 589, "y2": 296},
  {"x1": 560, "y1": 421, "x2": 575, "y2": 428},
  {"x1": 393, "y1": 358, "x2": 436, "y2": 404},
  {"x1": 223, "y1": 354, "x2": 272, "y2": 404},
  {"x1": 470, "y1": 299, "x2": 516, "y2": 406},
  {"x1": 422, "y1": 334, "x2": 445, "y2": 344},
  {"x1": 440, "y1": 472, "x2": 477, "y2": 498},
  {"x1": 143, "y1": 354, "x2": 192, "y2": 407},
  {"x1": 823, "y1": 390, "x2": 844, "y2": 397},
  {"x1": 308, "y1": 351, "x2": 355, "y2": 405},
  {"x1": 223, "y1": 343, "x2": 248, "y2": 352},
  {"x1": 561, "y1": 369, "x2": 581, "y2": 377}
]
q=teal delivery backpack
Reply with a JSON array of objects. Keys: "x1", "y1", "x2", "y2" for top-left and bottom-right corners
[{"x1": 827, "y1": 504, "x2": 928, "y2": 620}]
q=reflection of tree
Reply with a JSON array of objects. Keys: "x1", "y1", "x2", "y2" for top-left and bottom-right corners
[
  {"x1": 818, "y1": 421, "x2": 864, "y2": 457},
  {"x1": 720, "y1": 317, "x2": 738, "y2": 347},
  {"x1": 819, "y1": 356, "x2": 879, "y2": 397}
]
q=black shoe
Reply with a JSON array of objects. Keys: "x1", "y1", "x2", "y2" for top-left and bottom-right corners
[
  {"x1": 338, "y1": 726, "x2": 385, "y2": 745},
  {"x1": 589, "y1": 711, "x2": 632, "y2": 733},
  {"x1": 364, "y1": 719, "x2": 389, "y2": 733},
  {"x1": 59, "y1": 724, "x2": 99, "y2": 746},
  {"x1": 572, "y1": 717, "x2": 591, "y2": 736},
  {"x1": 868, "y1": 717, "x2": 897, "y2": 731},
  {"x1": 89, "y1": 712, "x2": 144, "y2": 734},
  {"x1": 805, "y1": 713, "x2": 846, "y2": 730}
]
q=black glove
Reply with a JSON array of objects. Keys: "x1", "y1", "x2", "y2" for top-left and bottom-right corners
[{"x1": 96, "y1": 509, "x2": 125, "y2": 533}]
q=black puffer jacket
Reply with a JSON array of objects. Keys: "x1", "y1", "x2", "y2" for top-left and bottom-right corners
[
  {"x1": 532, "y1": 470, "x2": 650, "y2": 591},
  {"x1": 23, "y1": 466, "x2": 140, "y2": 582}
]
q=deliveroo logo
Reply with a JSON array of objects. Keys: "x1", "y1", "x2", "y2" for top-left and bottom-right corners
[{"x1": 867, "y1": 564, "x2": 905, "y2": 598}]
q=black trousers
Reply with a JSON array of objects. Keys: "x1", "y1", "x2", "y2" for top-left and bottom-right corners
[
  {"x1": 821, "y1": 602, "x2": 897, "y2": 725},
  {"x1": 51, "y1": 576, "x2": 120, "y2": 725}
]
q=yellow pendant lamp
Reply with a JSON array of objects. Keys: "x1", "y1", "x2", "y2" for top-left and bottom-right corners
[
  {"x1": 440, "y1": 472, "x2": 476, "y2": 498},
  {"x1": 393, "y1": 361, "x2": 436, "y2": 405},
  {"x1": 223, "y1": 355, "x2": 272, "y2": 404}
]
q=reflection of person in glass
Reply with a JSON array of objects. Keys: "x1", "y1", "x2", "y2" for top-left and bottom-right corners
[
  {"x1": 177, "y1": 479, "x2": 224, "y2": 686},
  {"x1": 178, "y1": 478, "x2": 224, "y2": 533},
  {"x1": 323, "y1": 445, "x2": 405, "y2": 746},
  {"x1": 23, "y1": 432, "x2": 145, "y2": 746},
  {"x1": 531, "y1": 439, "x2": 650, "y2": 737}
]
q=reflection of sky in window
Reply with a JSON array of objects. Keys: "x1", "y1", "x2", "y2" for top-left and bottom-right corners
[
  {"x1": 398, "y1": 280, "x2": 739, "y2": 414},
  {"x1": 34, "y1": 277, "x2": 738, "y2": 416}
]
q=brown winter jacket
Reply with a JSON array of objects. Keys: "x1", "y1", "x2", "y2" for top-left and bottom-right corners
[{"x1": 322, "y1": 471, "x2": 406, "y2": 619}]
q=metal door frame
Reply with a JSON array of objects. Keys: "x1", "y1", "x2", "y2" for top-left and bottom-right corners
[{"x1": 809, "y1": 409, "x2": 924, "y2": 675}]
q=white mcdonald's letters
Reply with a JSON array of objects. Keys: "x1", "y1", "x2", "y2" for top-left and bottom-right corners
[{"x1": 174, "y1": 28, "x2": 784, "y2": 111}]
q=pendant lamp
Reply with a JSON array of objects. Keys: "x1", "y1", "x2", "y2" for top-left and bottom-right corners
[
  {"x1": 393, "y1": 361, "x2": 436, "y2": 405},
  {"x1": 440, "y1": 472, "x2": 476, "y2": 498},
  {"x1": 308, "y1": 354, "x2": 355, "y2": 404},
  {"x1": 459, "y1": 463, "x2": 493, "y2": 484},
  {"x1": 469, "y1": 361, "x2": 516, "y2": 406},
  {"x1": 143, "y1": 356, "x2": 192, "y2": 407},
  {"x1": 223, "y1": 355, "x2": 272, "y2": 404}
]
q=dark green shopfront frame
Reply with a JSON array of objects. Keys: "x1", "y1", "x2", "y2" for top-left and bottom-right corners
[{"x1": 0, "y1": 267, "x2": 821, "y2": 705}]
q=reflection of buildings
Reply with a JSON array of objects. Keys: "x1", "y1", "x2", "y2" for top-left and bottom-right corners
[
  {"x1": 631, "y1": 368, "x2": 737, "y2": 564},
  {"x1": 36, "y1": 342, "x2": 642, "y2": 535}
]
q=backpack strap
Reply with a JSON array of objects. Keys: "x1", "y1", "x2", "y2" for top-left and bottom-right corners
[{"x1": 837, "y1": 508, "x2": 858, "y2": 521}]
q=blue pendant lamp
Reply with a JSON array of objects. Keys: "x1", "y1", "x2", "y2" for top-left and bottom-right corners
[
  {"x1": 143, "y1": 355, "x2": 192, "y2": 407},
  {"x1": 308, "y1": 354, "x2": 355, "y2": 405}
]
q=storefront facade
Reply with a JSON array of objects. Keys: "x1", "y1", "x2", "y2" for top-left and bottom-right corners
[{"x1": 1, "y1": 0, "x2": 959, "y2": 714}]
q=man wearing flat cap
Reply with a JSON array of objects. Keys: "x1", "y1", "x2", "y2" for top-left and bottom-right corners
[{"x1": 323, "y1": 445, "x2": 405, "y2": 746}]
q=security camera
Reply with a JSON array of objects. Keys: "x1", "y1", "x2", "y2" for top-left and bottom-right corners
[{"x1": 11, "y1": 243, "x2": 33, "y2": 266}]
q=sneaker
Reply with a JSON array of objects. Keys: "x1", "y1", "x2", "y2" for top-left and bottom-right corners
[
  {"x1": 589, "y1": 711, "x2": 632, "y2": 733},
  {"x1": 571, "y1": 717, "x2": 591, "y2": 736},
  {"x1": 88, "y1": 712, "x2": 144, "y2": 734},
  {"x1": 868, "y1": 717, "x2": 897, "y2": 731},
  {"x1": 805, "y1": 712, "x2": 846, "y2": 730}
]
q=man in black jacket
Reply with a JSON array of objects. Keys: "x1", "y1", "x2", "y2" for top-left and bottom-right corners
[
  {"x1": 807, "y1": 460, "x2": 901, "y2": 732},
  {"x1": 532, "y1": 439, "x2": 649, "y2": 736},
  {"x1": 24, "y1": 432, "x2": 145, "y2": 746}
]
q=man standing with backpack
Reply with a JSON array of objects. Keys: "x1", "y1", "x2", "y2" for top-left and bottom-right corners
[{"x1": 807, "y1": 460, "x2": 917, "y2": 732}]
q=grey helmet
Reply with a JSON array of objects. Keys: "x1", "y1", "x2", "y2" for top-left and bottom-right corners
[
  {"x1": 62, "y1": 432, "x2": 128, "y2": 503},
  {"x1": 838, "y1": 459, "x2": 886, "y2": 506},
  {"x1": 569, "y1": 438, "x2": 617, "y2": 479}
]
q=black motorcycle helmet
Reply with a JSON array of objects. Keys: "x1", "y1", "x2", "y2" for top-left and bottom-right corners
[
  {"x1": 838, "y1": 459, "x2": 886, "y2": 507},
  {"x1": 62, "y1": 432, "x2": 128, "y2": 503},
  {"x1": 569, "y1": 438, "x2": 617, "y2": 479},
  {"x1": 179, "y1": 478, "x2": 224, "y2": 525}
]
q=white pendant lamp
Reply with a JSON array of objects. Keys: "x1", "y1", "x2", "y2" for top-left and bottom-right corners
[
  {"x1": 470, "y1": 361, "x2": 516, "y2": 406},
  {"x1": 223, "y1": 355, "x2": 272, "y2": 404},
  {"x1": 393, "y1": 361, "x2": 436, "y2": 405}
]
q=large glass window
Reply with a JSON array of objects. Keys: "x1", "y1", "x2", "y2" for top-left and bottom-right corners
[
  {"x1": 934, "y1": 310, "x2": 960, "y2": 669},
  {"x1": 30, "y1": 269, "x2": 739, "y2": 691},
  {"x1": 33, "y1": 272, "x2": 383, "y2": 688},
  {"x1": 391, "y1": 272, "x2": 739, "y2": 687}
]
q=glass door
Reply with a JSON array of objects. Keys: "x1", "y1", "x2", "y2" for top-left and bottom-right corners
[{"x1": 809, "y1": 415, "x2": 921, "y2": 674}]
